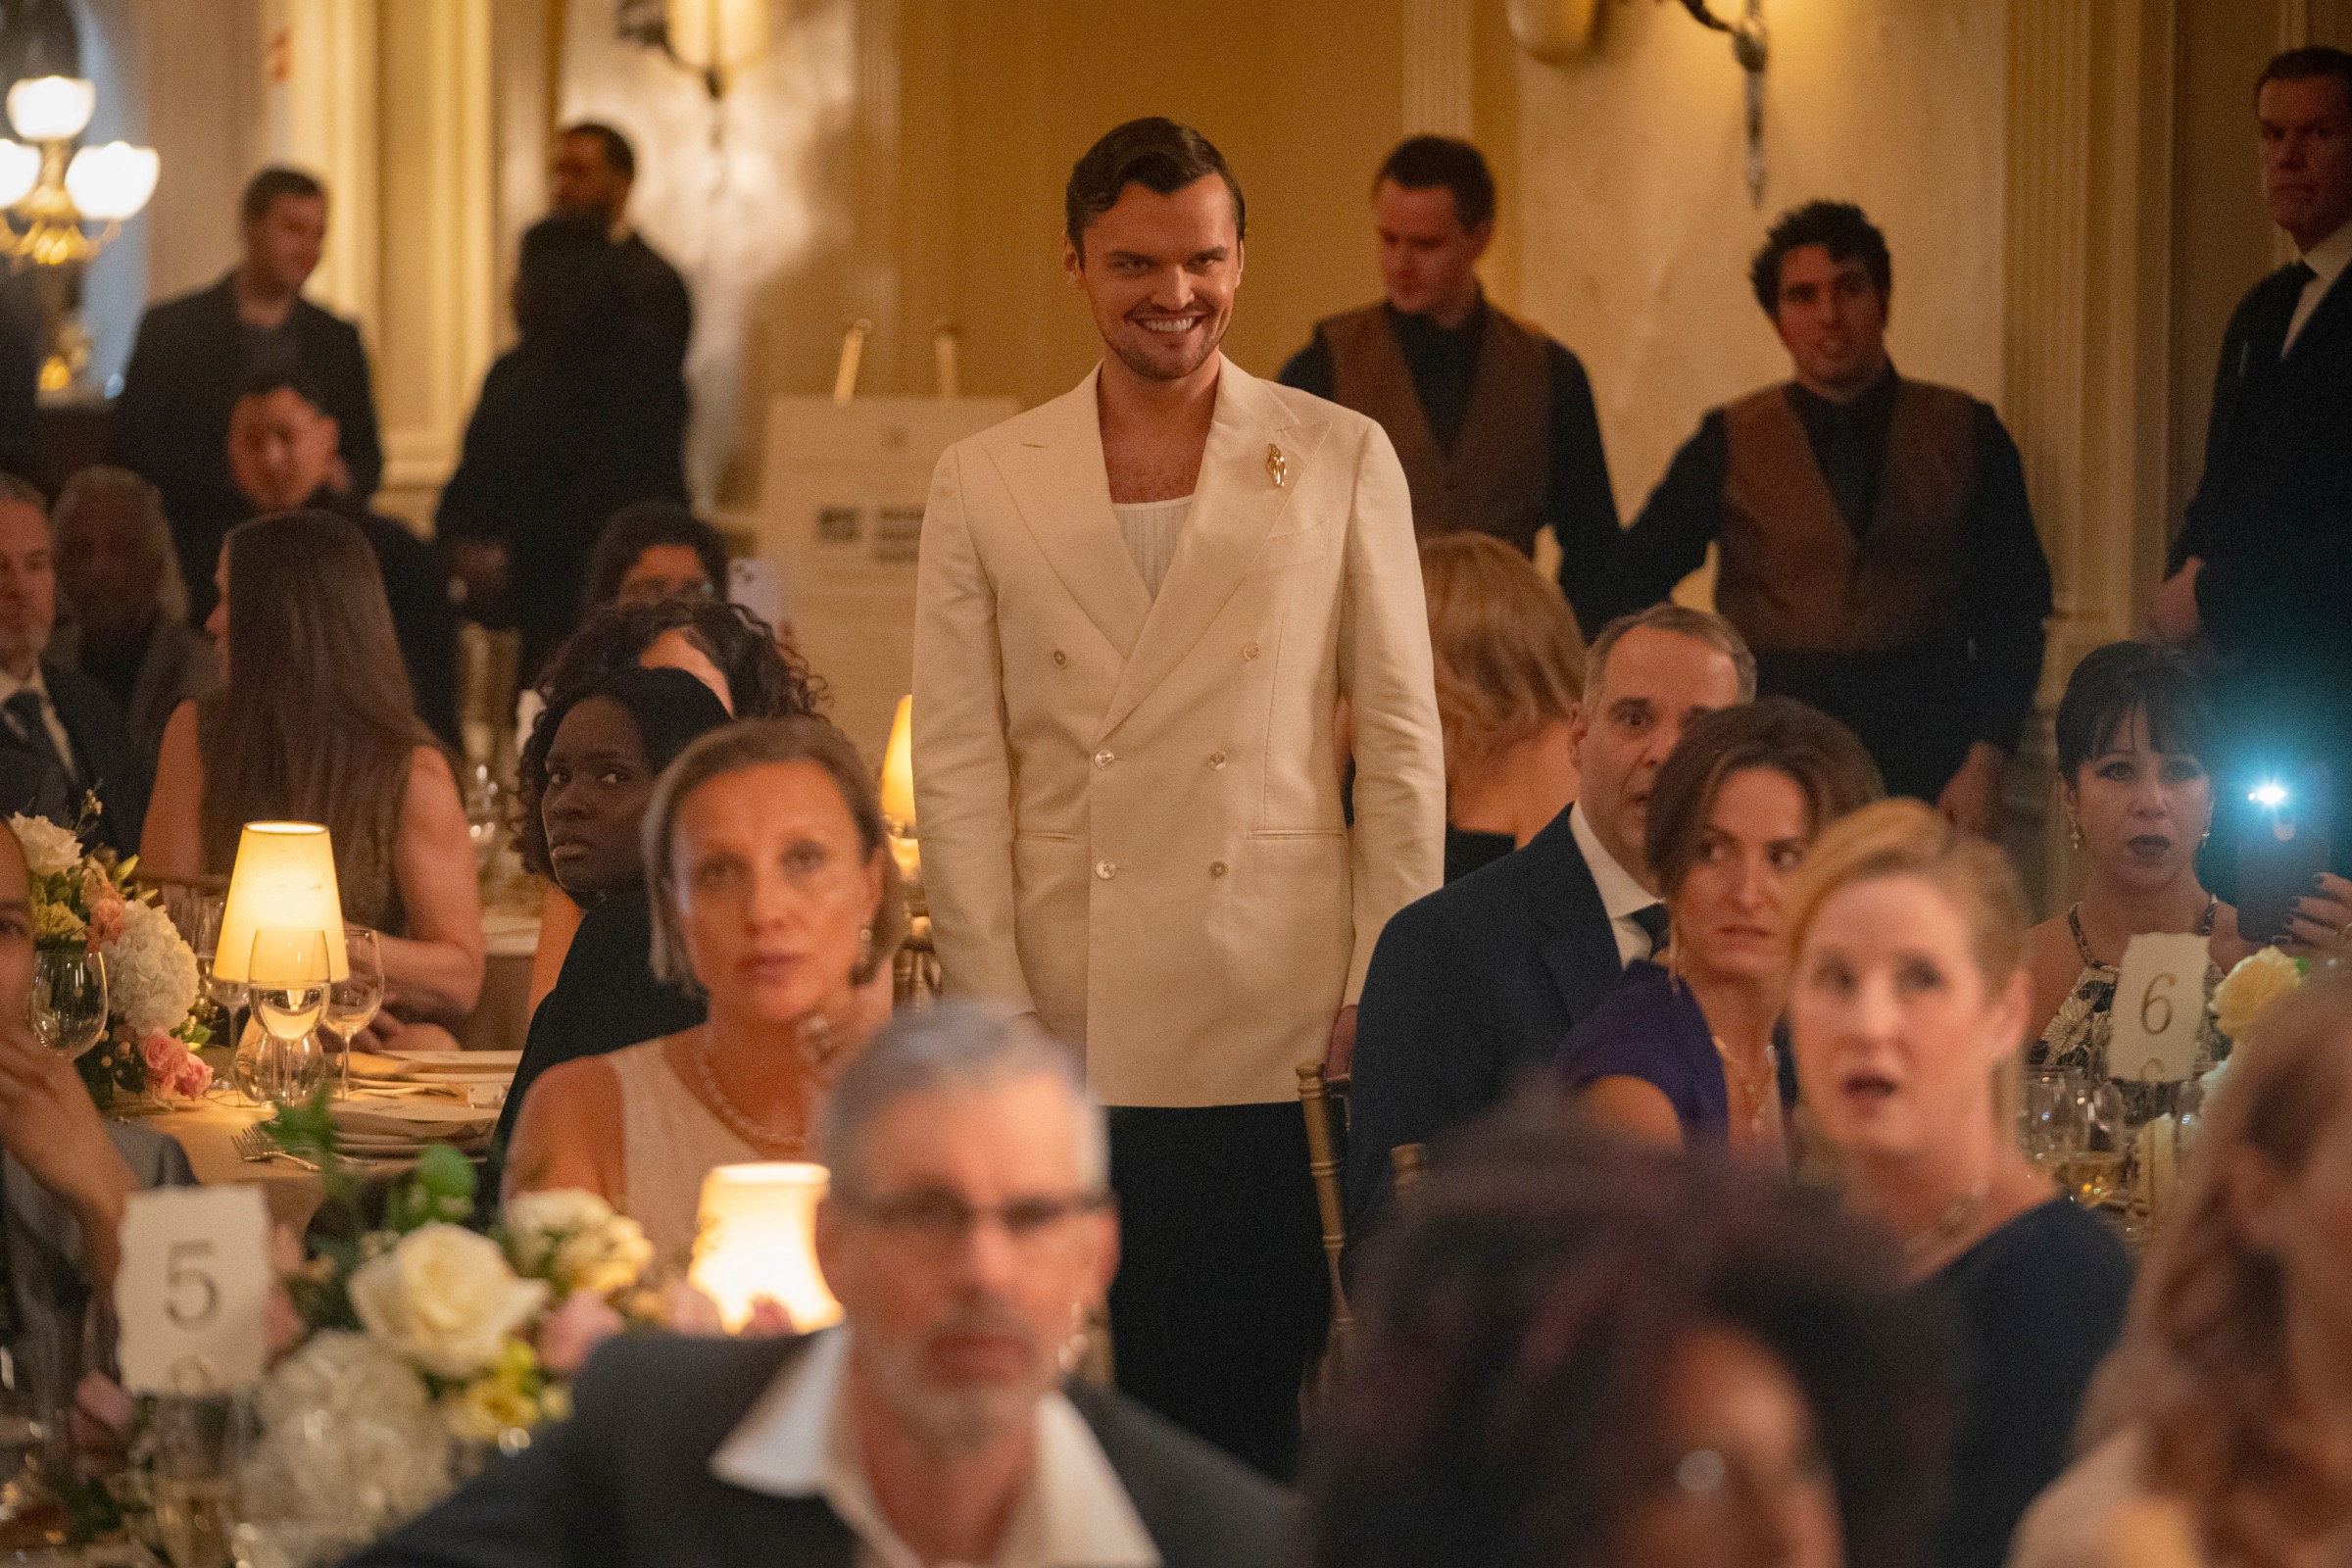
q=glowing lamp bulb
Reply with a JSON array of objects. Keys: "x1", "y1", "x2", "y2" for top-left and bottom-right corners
[
  {"x1": 2250, "y1": 781, "x2": 2289, "y2": 809},
  {"x1": 6, "y1": 75, "x2": 94, "y2": 142}
]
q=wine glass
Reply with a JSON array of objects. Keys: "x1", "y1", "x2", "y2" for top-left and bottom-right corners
[
  {"x1": 2018, "y1": 1068, "x2": 2076, "y2": 1177},
  {"x1": 236, "y1": 929, "x2": 328, "y2": 1105},
  {"x1": 26, "y1": 950, "x2": 106, "y2": 1059},
  {"x1": 2055, "y1": 1077, "x2": 2129, "y2": 1210},
  {"x1": 152, "y1": 1395, "x2": 247, "y2": 1568},
  {"x1": 168, "y1": 889, "x2": 232, "y2": 1041},
  {"x1": 322, "y1": 928, "x2": 384, "y2": 1100}
]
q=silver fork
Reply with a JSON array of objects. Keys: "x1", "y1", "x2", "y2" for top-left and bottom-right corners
[{"x1": 232, "y1": 1125, "x2": 316, "y2": 1168}]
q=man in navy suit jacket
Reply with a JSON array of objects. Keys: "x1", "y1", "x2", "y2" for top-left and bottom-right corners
[
  {"x1": 0, "y1": 479, "x2": 143, "y2": 854},
  {"x1": 2151, "y1": 47, "x2": 2352, "y2": 883},
  {"x1": 1346, "y1": 606, "x2": 1752, "y2": 1230}
]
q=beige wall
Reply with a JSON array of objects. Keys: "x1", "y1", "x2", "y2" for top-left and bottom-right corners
[{"x1": 1510, "y1": 0, "x2": 2008, "y2": 524}]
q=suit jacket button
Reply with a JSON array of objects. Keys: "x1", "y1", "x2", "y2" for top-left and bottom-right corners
[
  {"x1": 1093, "y1": 750, "x2": 1115, "y2": 769},
  {"x1": 1207, "y1": 750, "x2": 1227, "y2": 769},
  {"x1": 1053, "y1": 650, "x2": 1068, "y2": 666},
  {"x1": 1095, "y1": 859, "x2": 1116, "y2": 880},
  {"x1": 1242, "y1": 641, "x2": 1260, "y2": 660},
  {"x1": 1209, "y1": 861, "x2": 1228, "y2": 877}
]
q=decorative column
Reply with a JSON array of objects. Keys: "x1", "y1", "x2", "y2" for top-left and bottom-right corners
[
  {"x1": 1999, "y1": 0, "x2": 2178, "y2": 907},
  {"x1": 1402, "y1": 0, "x2": 1474, "y2": 136}
]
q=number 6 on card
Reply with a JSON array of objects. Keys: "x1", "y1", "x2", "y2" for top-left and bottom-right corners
[
  {"x1": 115, "y1": 1186, "x2": 270, "y2": 1395},
  {"x1": 2111, "y1": 932, "x2": 2213, "y2": 1084}
]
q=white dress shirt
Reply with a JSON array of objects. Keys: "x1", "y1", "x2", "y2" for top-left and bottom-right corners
[
  {"x1": 1568, "y1": 800, "x2": 1661, "y2": 968},
  {"x1": 2283, "y1": 216, "x2": 2352, "y2": 355},
  {"x1": 710, "y1": 1328, "x2": 1161, "y2": 1568},
  {"x1": 0, "y1": 665, "x2": 77, "y2": 777}
]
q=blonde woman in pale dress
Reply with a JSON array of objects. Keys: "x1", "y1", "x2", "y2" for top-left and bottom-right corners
[
  {"x1": 2010, "y1": 974, "x2": 2352, "y2": 1568},
  {"x1": 505, "y1": 717, "x2": 905, "y2": 1260}
]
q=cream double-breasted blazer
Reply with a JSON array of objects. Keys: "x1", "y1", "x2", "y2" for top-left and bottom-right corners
[{"x1": 911, "y1": 358, "x2": 1445, "y2": 1107}]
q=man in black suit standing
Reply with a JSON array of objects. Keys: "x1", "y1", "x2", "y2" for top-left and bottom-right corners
[
  {"x1": 0, "y1": 477, "x2": 142, "y2": 853},
  {"x1": 1347, "y1": 605, "x2": 1752, "y2": 1229},
  {"x1": 550, "y1": 122, "x2": 691, "y2": 368},
  {"x1": 354, "y1": 1005, "x2": 1293, "y2": 1568},
  {"x1": 109, "y1": 167, "x2": 382, "y2": 625},
  {"x1": 2152, "y1": 46, "x2": 2352, "y2": 876}
]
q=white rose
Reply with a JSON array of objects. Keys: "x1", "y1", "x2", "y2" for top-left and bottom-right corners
[
  {"x1": 100, "y1": 898, "x2": 200, "y2": 1035},
  {"x1": 2214, "y1": 946, "x2": 2304, "y2": 1044},
  {"x1": 8, "y1": 813, "x2": 81, "y2": 876},
  {"x1": 349, "y1": 1224, "x2": 548, "y2": 1381},
  {"x1": 503, "y1": 1189, "x2": 654, "y2": 1298}
]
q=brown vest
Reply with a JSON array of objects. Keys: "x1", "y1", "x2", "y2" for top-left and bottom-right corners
[
  {"x1": 1717, "y1": 379, "x2": 1979, "y2": 655},
  {"x1": 1319, "y1": 303, "x2": 1553, "y2": 553}
]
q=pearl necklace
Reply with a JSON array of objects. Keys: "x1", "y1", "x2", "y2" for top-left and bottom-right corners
[{"x1": 693, "y1": 1035, "x2": 812, "y2": 1157}]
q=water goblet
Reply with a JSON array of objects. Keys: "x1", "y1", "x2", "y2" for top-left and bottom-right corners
[{"x1": 235, "y1": 929, "x2": 328, "y2": 1106}]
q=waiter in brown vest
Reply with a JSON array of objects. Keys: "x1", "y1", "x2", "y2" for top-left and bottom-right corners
[
  {"x1": 1561, "y1": 201, "x2": 2051, "y2": 832},
  {"x1": 1278, "y1": 135, "x2": 1617, "y2": 571}
]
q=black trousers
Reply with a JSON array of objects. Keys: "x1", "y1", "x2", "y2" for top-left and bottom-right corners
[{"x1": 1106, "y1": 1102, "x2": 1330, "y2": 1481}]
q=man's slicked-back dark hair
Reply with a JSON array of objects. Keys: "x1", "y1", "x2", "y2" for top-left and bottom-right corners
[
  {"x1": 241, "y1": 166, "x2": 324, "y2": 224},
  {"x1": 1375, "y1": 135, "x2": 1496, "y2": 230},
  {"x1": 561, "y1": 121, "x2": 637, "y2": 182},
  {"x1": 1064, "y1": 118, "x2": 1244, "y2": 258},
  {"x1": 2258, "y1": 44, "x2": 2352, "y2": 109},
  {"x1": 1748, "y1": 199, "x2": 1892, "y2": 316}
]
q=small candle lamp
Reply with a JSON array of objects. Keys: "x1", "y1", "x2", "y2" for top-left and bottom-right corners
[
  {"x1": 879, "y1": 695, "x2": 921, "y2": 895},
  {"x1": 689, "y1": 1162, "x2": 843, "y2": 1333},
  {"x1": 214, "y1": 822, "x2": 348, "y2": 986}
]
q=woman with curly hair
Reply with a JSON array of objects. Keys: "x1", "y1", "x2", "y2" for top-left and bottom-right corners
[
  {"x1": 2012, "y1": 973, "x2": 2352, "y2": 1568},
  {"x1": 517, "y1": 598, "x2": 822, "y2": 1011},
  {"x1": 1309, "y1": 1099, "x2": 1951, "y2": 1568}
]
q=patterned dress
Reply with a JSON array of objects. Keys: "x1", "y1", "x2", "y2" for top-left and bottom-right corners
[{"x1": 2028, "y1": 900, "x2": 2225, "y2": 1125}]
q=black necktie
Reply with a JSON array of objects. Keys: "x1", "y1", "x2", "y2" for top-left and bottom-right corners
[
  {"x1": 1630, "y1": 903, "x2": 1671, "y2": 959},
  {"x1": 3, "y1": 690, "x2": 71, "y2": 796}
]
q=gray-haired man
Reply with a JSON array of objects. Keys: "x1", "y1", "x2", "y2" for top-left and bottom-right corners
[{"x1": 356, "y1": 1004, "x2": 1294, "y2": 1568}]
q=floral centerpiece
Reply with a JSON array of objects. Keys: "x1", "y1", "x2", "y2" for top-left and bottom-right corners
[
  {"x1": 7, "y1": 808, "x2": 210, "y2": 1105},
  {"x1": 231, "y1": 1102, "x2": 659, "y2": 1556}
]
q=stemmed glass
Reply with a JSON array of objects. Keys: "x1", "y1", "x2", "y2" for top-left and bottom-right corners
[
  {"x1": 234, "y1": 929, "x2": 328, "y2": 1105},
  {"x1": 151, "y1": 1395, "x2": 248, "y2": 1568},
  {"x1": 322, "y1": 928, "x2": 384, "y2": 1100},
  {"x1": 167, "y1": 888, "x2": 233, "y2": 1045},
  {"x1": 27, "y1": 950, "x2": 106, "y2": 1059},
  {"x1": 2054, "y1": 1077, "x2": 2128, "y2": 1210}
]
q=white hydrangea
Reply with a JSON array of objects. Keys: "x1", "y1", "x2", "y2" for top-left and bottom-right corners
[
  {"x1": 7, "y1": 813, "x2": 81, "y2": 876},
  {"x1": 244, "y1": 1331, "x2": 456, "y2": 1539},
  {"x1": 99, "y1": 897, "x2": 200, "y2": 1035}
]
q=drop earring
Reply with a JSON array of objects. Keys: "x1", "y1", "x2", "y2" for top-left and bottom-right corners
[{"x1": 2068, "y1": 819, "x2": 2083, "y2": 851}]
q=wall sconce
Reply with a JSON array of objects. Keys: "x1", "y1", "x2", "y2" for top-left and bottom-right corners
[
  {"x1": 617, "y1": 0, "x2": 770, "y2": 99},
  {"x1": 1677, "y1": 0, "x2": 1770, "y2": 208}
]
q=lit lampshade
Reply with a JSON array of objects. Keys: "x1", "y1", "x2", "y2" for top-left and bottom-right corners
[
  {"x1": 214, "y1": 822, "x2": 350, "y2": 985},
  {"x1": 6, "y1": 75, "x2": 94, "y2": 142},
  {"x1": 65, "y1": 142, "x2": 158, "y2": 220},
  {"x1": 879, "y1": 695, "x2": 915, "y2": 826},
  {"x1": 665, "y1": 0, "x2": 770, "y2": 75},
  {"x1": 688, "y1": 1162, "x2": 842, "y2": 1333},
  {"x1": 0, "y1": 141, "x2": 36, "y2": 209}
]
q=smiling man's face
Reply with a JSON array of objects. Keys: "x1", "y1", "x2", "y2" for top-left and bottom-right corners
[{"x1": 1063, "y1": 173, "x2": 1243, "y2": 388}]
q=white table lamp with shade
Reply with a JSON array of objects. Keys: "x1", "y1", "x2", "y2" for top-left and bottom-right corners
[
  {"x1": 879, "y1": 694, "x2": 919, "y2": 889},
  {"x1": 689, "y1": 1162, "x2": 843, "y2": 1333},
  {"x1": 213, "y1": 823, "x2": 347, "y2": 1104}
]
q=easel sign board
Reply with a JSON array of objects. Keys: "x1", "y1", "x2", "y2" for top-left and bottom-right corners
[{"x1": 758, "y1": 395, "x2": 1018, "y2": 763}]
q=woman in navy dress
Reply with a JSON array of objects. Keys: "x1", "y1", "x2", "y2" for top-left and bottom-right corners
[{"x1": 1558, "y1": 698, "x2": 1880, "y2": 1161}]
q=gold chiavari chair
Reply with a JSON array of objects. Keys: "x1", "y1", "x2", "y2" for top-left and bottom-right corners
[{"x1": 1297, "y1": 1061, "x2": 1352, "y2": 1385}]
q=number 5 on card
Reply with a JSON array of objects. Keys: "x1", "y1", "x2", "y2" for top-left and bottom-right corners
[
  {"x1": 115, "y1": 1186, "x2": 270, "y2": 1395},
  {"x1": 2111, "y1": 932, "x2": 2212, "y2": 1084}
]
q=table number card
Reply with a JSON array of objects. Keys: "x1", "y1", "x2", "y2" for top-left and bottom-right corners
[
  {"x1": 2111, "y1": 932, "x2": 2214, "y2": 1083},
  {"x1": 115, "y1": 1186, "x2": 270, "y2": 1396}
]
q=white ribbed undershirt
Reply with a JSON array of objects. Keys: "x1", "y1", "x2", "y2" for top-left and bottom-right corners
[{"x1": 1111, "y1": 494, "x2": 1192, "y2": 600}]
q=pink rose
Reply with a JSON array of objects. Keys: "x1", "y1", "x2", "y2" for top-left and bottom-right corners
[
  {"x1": 742, "y1": 1297, "x2": 794, "y2": 1337},
  {"x1": 538, "y1": 1290, "x2": 625, "y2": 1376},
  {"x1": 139, "y1": 1032, "x2": 176, "y2": 1076},
  {"x1": 171, "y1": 1054, "x2": 213, "y2": 1099},
  {"x1": 83, "y1": 883, "x2": 125, "y2": 949}
]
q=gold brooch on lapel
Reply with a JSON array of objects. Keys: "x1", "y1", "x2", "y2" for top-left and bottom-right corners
[{"x1": 1265, "y1": 442, "x2": 1289, "y2": 488}]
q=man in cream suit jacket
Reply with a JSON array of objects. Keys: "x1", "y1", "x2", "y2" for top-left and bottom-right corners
[{"x1": 913, "y1": 119, "x2": 1444, "y2": 1478}]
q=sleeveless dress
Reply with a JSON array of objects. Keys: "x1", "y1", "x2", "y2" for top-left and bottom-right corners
[
  {"x1": 2028, "y1": 901, "x2": 2225, "y2": 1125},
  {"x1": 604, "y1": 1040, "x2": 762, "y2": 1263}
]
